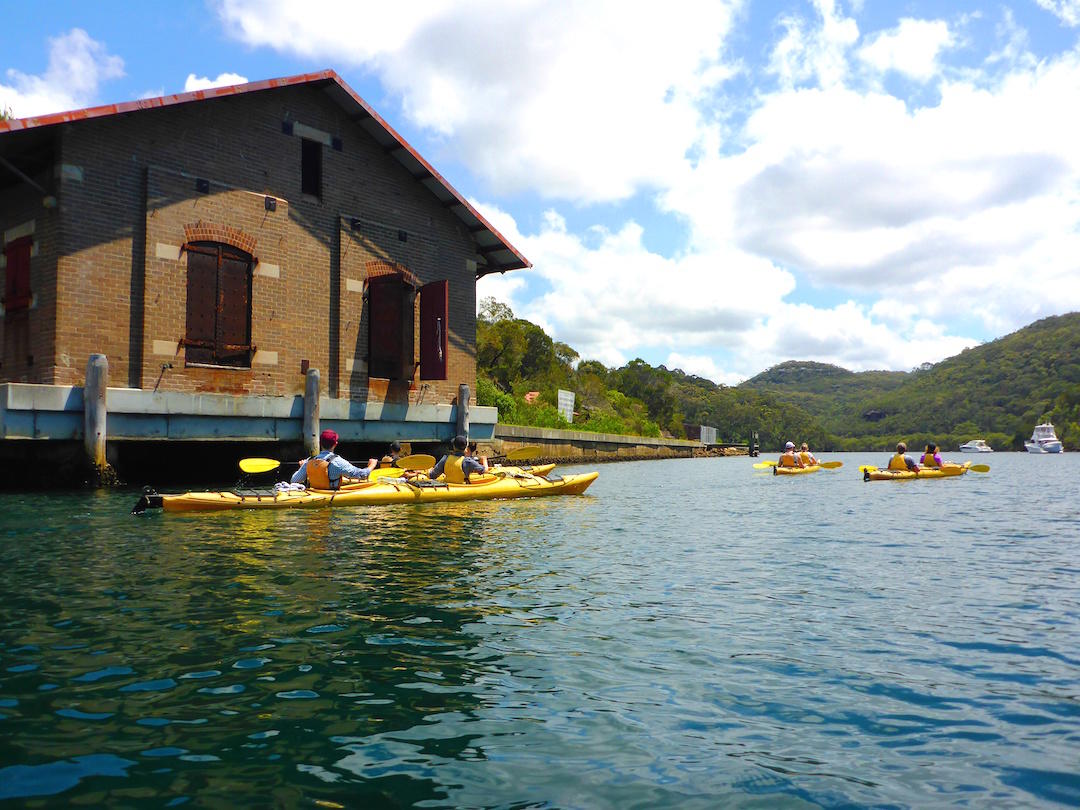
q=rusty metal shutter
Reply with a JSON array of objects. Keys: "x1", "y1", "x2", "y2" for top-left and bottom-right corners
[
  {"x1": 184, "y1": 246, "x2": 218, "y2": 364},
  {"x1": 184, "y1": 242, "x2": 253, "y2": 367},
  {"x1": 217, "y1": 252, "x2": 252, "y2": 366},
  {"x1": 2, "y1": 236, "x2": 32, "y2": 311},
  {"x1": 368, "y1": 275, "x2": 403, "y2": 379},
  {"x1": 419, "y1": 279, "x2": 448, "y2": 380}
]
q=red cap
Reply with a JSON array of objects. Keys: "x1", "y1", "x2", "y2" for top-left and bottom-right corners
[{"x1": 320, "y1": 429, "x2": 339, "y2": 446}]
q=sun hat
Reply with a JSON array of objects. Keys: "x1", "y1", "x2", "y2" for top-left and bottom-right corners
[{"x1": 785, "y1": 441, "x2": 795, "y2": 449}]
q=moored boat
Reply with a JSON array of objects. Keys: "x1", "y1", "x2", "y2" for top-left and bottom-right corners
[
  {"x1": 958, "y1": 439, "x2": 993, "y2": 453},
  {"x1": 133, "y1": 469, "x2": 598, "y2": 513},
  {"x1": 1024, "y1": 423, "x2": 1063, "y2": 453}
]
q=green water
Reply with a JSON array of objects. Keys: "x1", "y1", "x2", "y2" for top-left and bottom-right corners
[{"x1": 2, "y1": 455, "x2": 1079, "y2": 807}]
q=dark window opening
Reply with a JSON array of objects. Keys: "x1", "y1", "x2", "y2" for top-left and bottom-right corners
[
  {"x1": 368, "y1": 275, "x2": 414, "y2": 381},
  {"x1": 3, "y1": 236, "x2": 33, "y2": 312},
  {"x1": 301, "y1": 137, "x2": 322, "y2": 198},
  {"x1": 419, "y1": 280, "x2": 449, "y2": 380},
  {"x1": 184, "y1": 241, "x2": 253, "y2": 368}
]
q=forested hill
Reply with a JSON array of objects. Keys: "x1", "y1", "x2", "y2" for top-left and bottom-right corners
[{"x1": 741, "y1": 313, "x2": 1080, "y2": 450}]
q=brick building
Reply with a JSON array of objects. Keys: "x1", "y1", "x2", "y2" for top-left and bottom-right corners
[{"x1": 0, "y1": 71, "x2": 529, "y2": 482}]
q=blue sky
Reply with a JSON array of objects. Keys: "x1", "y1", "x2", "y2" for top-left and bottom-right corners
[{"x1": 4, "y1": 0, "x2": 1080, "y2": 383}]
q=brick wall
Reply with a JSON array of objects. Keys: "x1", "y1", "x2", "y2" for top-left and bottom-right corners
[{"x1": 26, "y1": 82, "x2": 483, "y2": 403}]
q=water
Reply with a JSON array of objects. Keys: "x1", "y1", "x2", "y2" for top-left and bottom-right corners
[{"x1": 1, "y1": 453, "x2": 1078, "y2": 808}]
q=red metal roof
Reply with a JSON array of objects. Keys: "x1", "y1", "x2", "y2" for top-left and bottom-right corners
[{"x1": 0, "y1": 69, "x2": 529, "y2": 276}]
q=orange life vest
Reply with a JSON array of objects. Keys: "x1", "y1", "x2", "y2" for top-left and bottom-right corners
[
  {"x1": 921, "y1": 452, "x2": 940, "y2": 468},
  {"x1": 888, "y1": 453, "x2": 909, "y2": 471},
  {"x1": 305, "y1": 454, "x2": 335, "y2": 490},
  {"x1": 779, "y1": 452, "x2": 799, "y2": 467},
  {"x1": 798, "y1": 451, "x2": 815, "y2": 466}
]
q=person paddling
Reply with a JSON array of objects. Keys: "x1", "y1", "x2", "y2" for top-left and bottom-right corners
[
  {"x1": 919, "y1": 443, "x2": 943, "y2": 468},
  {"x1": 292, "y1": 429, "x2": 377, "y2": 490},
  {"x1": 887, "y1": 442, "x2": 920, "y2": 473},
  {"x1": 379, "y1": 440, "x2": 402, "y2": 468},
  {"x1": 778, "y1": 441, "x2": 805, "y2": 468},
  {"x1": 428, "y1": 435, "x2": 489, "y2": 483},
  {"x1": 798, "y1": 442, "x2": 818, "y2": 466}
]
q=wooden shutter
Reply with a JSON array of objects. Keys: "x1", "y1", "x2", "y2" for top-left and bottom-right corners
[
  {"x1": 217, "y1": 251, "x2": 252, "y2": 366},
  {"x1": 3, "y1": 236, "x2": 32, "y2": 311},
  {"x1": 184, "y1": 246, "x2": 218, "y2": 364},
  {"x1": 419, "y1": 280, "x2": 448, "y2": 380},
  {"x1": 368, "y1": 275, "x2": 403, "y2": 379}
]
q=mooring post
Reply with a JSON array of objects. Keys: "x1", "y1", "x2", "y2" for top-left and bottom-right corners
[
  {"x1": 84, "y1": 354, "x2": 116, "y2": 485},
  {"x1": 303, "y1": 368, "x2": 320, "y2": 457},
  {"x1": 456, "y1": 383, "x2": 470, "y2": 438}
]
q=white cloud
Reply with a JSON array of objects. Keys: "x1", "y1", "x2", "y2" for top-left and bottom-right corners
[
  {"x1": 768, "y1": 0, "x2": 859, "y2": 89},
  {"x1": 857, "y1": 18, "x2": 955, "y2": 81},
  {"x1": 215, "y1": 0, "x2": 740, "y2": 203},
  {"x1": 0, "y1": 28, "x2": 123, "y2": 117},
  {"x1": 184, "y1": 72, "x2": 249, "y2": 92},
  {"x1": 1035, "y1": 0, "x2": 1080, "y2": 27},
  {"x1": 213, "y1": 1, "x2": 1080, "y2": 378}
]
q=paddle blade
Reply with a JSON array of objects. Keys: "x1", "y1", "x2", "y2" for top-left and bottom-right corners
[
  {"x1": 969, "y1": 464, "x2": 990, "y2": 473},
  {"x1": 858, "y1": 465, "x2": 878, "y2": 473},
  {"x1": 239, "y1": 458, "x2": 281, "y2": 474},
  {"x1": 752, "y1": 461, "x2": 777, "y2": 469},
  {"x1": 820, "y1": 461, "x2": 843, "y2": 469},
  {"x1": 507, "y1": 445, "x2": 542, "y2": 461},
  {"x1": 398, "y1": 454, "x2": 437, "y2": 471}
]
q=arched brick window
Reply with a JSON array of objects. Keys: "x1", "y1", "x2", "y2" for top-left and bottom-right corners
[{"x1": 184, "y1": 241, "x2": 253, "y2": 367}]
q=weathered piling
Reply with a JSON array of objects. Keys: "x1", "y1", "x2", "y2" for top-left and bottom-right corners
[
  {"x1": 303, "y1": 368, "x2": 320, "y2": 457},
  {"x1": 83, "y1": 354, "x2": 118, "y2": 485},
  {"x1": 456, "y1": 383, "x2": 470, "y2": 438}
]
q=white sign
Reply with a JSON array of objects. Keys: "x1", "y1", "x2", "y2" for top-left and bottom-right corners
[
  {"x1": 700, "y1": 425, "x2": 717, "y2": 445},
  {"x1": 557, "y1": 389, "x2": 575, "y2": 424}
]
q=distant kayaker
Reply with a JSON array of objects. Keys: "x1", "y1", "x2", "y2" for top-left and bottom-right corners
[
  {"x1": 920, "y1": 443, "x2": 943, "y2": 468},
  {"x1": 379, "y1": 440, "x2": 402, "y2": 468},
  {"x1": 292, "y1": 429, "x2": 377, "y2": 490},
  {"x1": 778, "y1": 441, "x2": 805, "y2": 468},
  {"x1": 428, "y1": 434, "x2": 489, "y2": 483},
  {"x1": 798, "y1": 442, "x2": 818, "y2": 466},
  {"x1": 887, "y1": 442, "x2": 920, "y2": 472}
]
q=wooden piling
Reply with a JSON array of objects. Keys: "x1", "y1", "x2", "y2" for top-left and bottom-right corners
[
  {"x1": 303, "y1": 368, "x2": 320, "y2": 457},
  {"x1": 456, "y1": 383, "x2": 470, "y2": 438},
  {"x1": 84, "y1": 354, "x2": 118, "y2": 485}
]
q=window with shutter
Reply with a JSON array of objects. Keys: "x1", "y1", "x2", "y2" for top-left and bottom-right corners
[
  {"x1": 368, "y1": 274, "x2": 416, "y2": 381},
  {"x1": 184, "y1": 241, "x2": 253, "y2": 367},
  {"x1": 419, "y1": 280, "x2": 448, "y2": 380},
  {"x1": 3, "y1": 236, "x2": 32, "y2": 312}
]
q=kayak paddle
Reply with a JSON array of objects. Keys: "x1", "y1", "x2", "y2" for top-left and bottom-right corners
[
  {"x1": 752, "y1": 460, "x2": 778, "y2": 469},
  {"x1": 239, "y1": 457, "x2": 281, "y2": 474},
  {"x1": 506, "y1": 445, "x2": 542, "y2": 461},
  {"x1": 397, "y1": 454, "x2": 437, "y2": 470},
  {"x1": 820, "y1": 461, "x2": 843, "y2": 469},
  {"x1": 968, "y1": 464, "x2": 990, "y2": 473}
]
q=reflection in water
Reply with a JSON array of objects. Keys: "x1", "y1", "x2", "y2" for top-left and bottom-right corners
[{"x1": 2, "y1": 456, "x2": 1080, "y2": 807}]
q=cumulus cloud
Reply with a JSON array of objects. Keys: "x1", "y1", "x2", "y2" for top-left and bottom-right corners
[
  {"x1": 184, "y1": 72, "x2": 249, "y2": 91},
  {"x1": 1035, "y1": 0, "x2": 1080, "y2": 27},
  {"x1": 0, "y1": 28, "x2": 124, "y2": 117},
  {"x1": 857, "y1": 18, "x2": 955, "y2": 81},
  {"x1": 215, "y1": 0, "x2": 740, "y2": 203},
  {"x1": 212, "y1": 0, "x2": 1080, "y2": 381}
]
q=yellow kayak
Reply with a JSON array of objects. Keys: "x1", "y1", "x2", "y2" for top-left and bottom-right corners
[
  {"x1": 864, "y1": 463, "x2": 971, "y2": 482},
  {"x1": 773, "y1": 464, "x2": 821, "y2": 476},
  {"x1": 133, "y1": 469, "x2": 597, "y2": 513}
]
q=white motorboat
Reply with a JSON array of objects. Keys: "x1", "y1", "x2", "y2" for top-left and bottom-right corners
[
  {"x1": 1025, "y1": 423, "x2": 1064, "y2": 453},
  {"x1": 958, "y1": 439, "x2": 993, "y2": 453}
]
